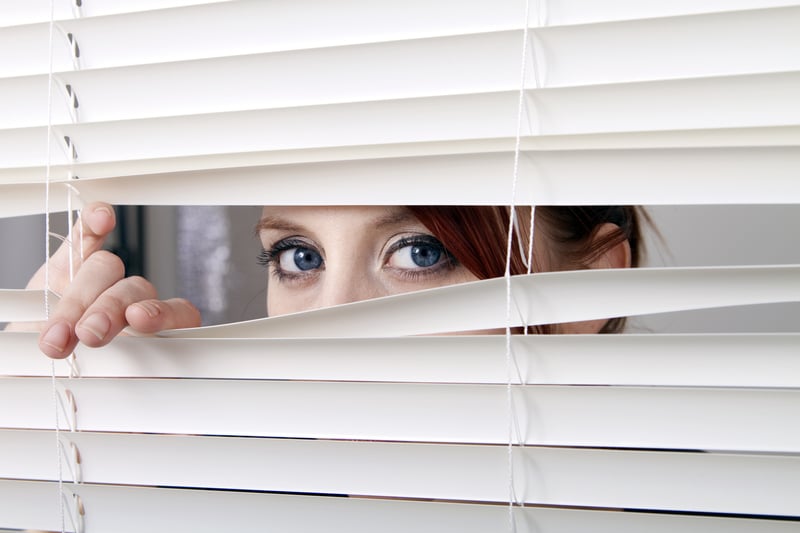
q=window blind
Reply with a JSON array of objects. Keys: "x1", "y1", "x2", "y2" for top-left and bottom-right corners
[{"x1": 1, "y1": 1, "x2": 799, "y2": 532}]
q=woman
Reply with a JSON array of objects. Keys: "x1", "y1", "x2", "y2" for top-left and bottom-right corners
[{"x1": 30, "y1": 203, "x2": 641, "y2": 359}]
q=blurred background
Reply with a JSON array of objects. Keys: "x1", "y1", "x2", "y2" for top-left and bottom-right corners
[{"x1": 2, "y1": 204, "x2": 798, "y2": 332}]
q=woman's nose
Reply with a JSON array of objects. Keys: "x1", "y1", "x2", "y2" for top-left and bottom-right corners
[{"x1": 317, "y1": 269, "x2": 385, "y2": 308}]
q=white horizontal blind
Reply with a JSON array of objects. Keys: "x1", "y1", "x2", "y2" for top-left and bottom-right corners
[{"x1": 1, "y1": 1, "x2": 799, "y2": 532}]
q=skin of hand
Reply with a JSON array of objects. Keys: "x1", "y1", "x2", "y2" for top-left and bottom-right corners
[{"x1": 13, "y1": 202, "x2": 201, "y2": 359}]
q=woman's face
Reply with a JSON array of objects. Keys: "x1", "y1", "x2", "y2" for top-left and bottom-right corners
[{"x1": 257, "y1": 206, "x2": 479, "y2": 316}]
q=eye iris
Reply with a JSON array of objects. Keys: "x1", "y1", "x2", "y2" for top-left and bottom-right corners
[
  {"x1": 410, "y1": 244, "x2": 441, "y2": 267},
  {"x1": 293, "y1": 247, "x2": 322, "y2": 271}
]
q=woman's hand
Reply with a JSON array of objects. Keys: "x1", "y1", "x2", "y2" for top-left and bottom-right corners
[{"x1": 17, "y1": 202, "x2": 201, "y2": 359}]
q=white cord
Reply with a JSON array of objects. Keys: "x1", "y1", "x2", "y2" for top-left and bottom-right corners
[
  {"x1": 505, "y1": 0, "x2": 533, "y2": 529},
  {"x1": 45, "y1": 1, "x2": 67, "y2": 530}
]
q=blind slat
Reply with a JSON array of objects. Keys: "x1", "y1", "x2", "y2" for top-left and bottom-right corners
[
  {"x1": 0, "y1": 289, "x2": 48, "y2": 322},
  {"x1": 2, "y1": 430, "x2": 798, "y2": 514},
  {"x1": 0, "y1": 0, "x2": 223, "y2": 29},
  {"x1": 0, "y1": 0, "x2": 526, "y2": 77},
  {"x1": 3, "y1": 147, "x2": 800, "y2": 216},
  {"x1": 536, "y1": 7, "x2": 800, "y2": 87},
  {"x1": 546, "y1": 1, "x2": 800, "y2": 26},
  {"x1": 4, "y1": 267, "x2": 798, "y2": 330},
  {"x1": 1, "y1": 73, "x2": 797, "y2": 170},
  {"x1": 2, "y1": 378, "x2": 798, "y2": 451},
  {"x1": 3, "y1": 125, "x2": 797, "y2": 188},
  {"x1": 6, "y1": 0, "x2": 799, "y2": 30},
  {"x1": 166, "y1": 266, "x2": 800, "y2": 338},
  {"x1": 4, "y1": 266, "x2": 798, "y2": 330},
  {"x1": 3, "y1": 332, "x2": 799, "y2": 387}
]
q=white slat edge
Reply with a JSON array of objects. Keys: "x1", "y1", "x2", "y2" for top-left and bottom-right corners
[{"x1": 2, "y1": 478, "x2": 796, "y2": 533}]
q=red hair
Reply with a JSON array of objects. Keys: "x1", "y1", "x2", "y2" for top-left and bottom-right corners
[
  {"x1": 407, "y1": 206, "x2": 645, "y2": 333},
  {"x1": 406, "y1": 207, "x2": 526, "y2": 279}
]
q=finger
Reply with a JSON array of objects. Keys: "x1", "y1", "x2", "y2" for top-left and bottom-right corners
[
  {"x1": 26, "y1": 202, "x2": 116, "y2": 292},
  {"x1": 126, "y1": 298, "x2": 202, "y2": 334},
  {"x1": 38, "y1": 250, "x2": 127, "y2": 358},
  {"x1": 74, "y1": 276, "x2": 158, "y2": 348}
]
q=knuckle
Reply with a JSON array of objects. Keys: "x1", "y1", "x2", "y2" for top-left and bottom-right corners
[
  {"x1": 51, "y1": 298, "x2": 89, "y2": 323},
  {"x1": 89, "y1": 251, "x2": 125, "y2": 278},
  {"x1": 126, "y1": 275, "x2": 156, "y2": 295},
  {"x1": 96, "y1": 292, "x2": 129, "y2": 315}
]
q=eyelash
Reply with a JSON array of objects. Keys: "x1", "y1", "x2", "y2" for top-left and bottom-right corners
[
  {"x1": 383, "y1": 235, "x2": 458, "y2": 280},
  {"x1": 257, "y1": 237, "x2": 318, "y2": 282}
]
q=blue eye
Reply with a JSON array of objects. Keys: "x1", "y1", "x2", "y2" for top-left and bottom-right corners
[
  {"x1": 257, "y1": 238, "x2": 324, "y2": 281},
  {"x1": 388, "y1": 237, "x2": 449, "y2": 270},
  {"x1": 409, "y1": 243, "x2": 441, "y2": 267},
  {"x1": 280, "y1": 246, "x2": 323, "y2": 272}
]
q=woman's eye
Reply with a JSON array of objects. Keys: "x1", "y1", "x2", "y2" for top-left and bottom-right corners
[
  {"x1": 279, "y1": 246, "x2": 323, "y2": 272},
  {"x1": 387, "y1": 238, "x2": 447, "y2": 270}
]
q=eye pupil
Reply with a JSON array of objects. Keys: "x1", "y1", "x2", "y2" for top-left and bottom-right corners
[
  {"x1": 410, "y1": 244, "x2": 441, "y2": 267},
  {"x1": 294, "y1": 247, "x2": 322, "y2": 271}
]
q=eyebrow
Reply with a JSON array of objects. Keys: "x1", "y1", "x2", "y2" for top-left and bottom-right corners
[
  {"x1": 254, "y1": 215, "x2": 305, "y2": 234},
  {"x1": 255, "y1": 208, "x2": 418, "y2": 235},
  {"x1": 370, "y1": 209, "x2": 417, "y2": 229}
]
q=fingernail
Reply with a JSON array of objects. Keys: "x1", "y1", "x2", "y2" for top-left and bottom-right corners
[
  {"x1": 133, "y1": 301, "x2": 161, "y2": 319},
  {"x1": 77, "y1": 313, "x2": 111, "y2": 341},
  {"x1": 93, "y1": 205, "x2": 113, "y2": 218},
  {"x1": 88, "y1": 205, "x2": 113, "y2": 233},
  {"x1": 40, "y1": 322, "x2": 71, "y2": 354}
]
